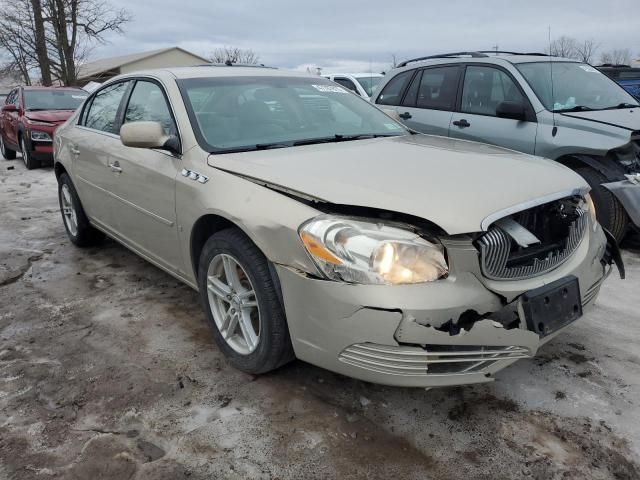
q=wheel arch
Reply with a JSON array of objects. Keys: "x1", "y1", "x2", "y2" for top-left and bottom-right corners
[
  {"x1": 555, "y1": 153, "x2": 626, "y2": 181},
  {"x1": 54, "y1": 161, "x2": 68, "y2": 180}
]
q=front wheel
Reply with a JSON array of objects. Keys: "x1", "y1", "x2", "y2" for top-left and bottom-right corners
[
  {"x1": 575, "y1": 166, "x2": 629, "y2": 241},
  {"x1": 198, "y1": 228, "x2": 294, "y2": 374},
  {"x1": 57, "y1": 173, "x2": 104, "y2": 247},
  {"x1": 0, "y1": 135, "x2": 16, "y2": 160},
  {"x1": 21, "y1": 136, "x2": 39, "y2": 170}
]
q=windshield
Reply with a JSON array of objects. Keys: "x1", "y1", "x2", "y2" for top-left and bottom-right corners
[
  {"x1": 178, "y1": 76, "x2": 407, "y2": 153},
  {"x1": 24, "y1": 89, "x2": 88, "y2": 111},
  {"x1": 516, "y1": 62, "x2": 639, "y2": 112},
  {"x1": 355, "y1": 76, "x2": 382, "y2": 97}
]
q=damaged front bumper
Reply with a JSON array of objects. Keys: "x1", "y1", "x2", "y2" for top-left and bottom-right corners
[{"x1": 276, "y1": 225, "x2": 618, "y2": 387}]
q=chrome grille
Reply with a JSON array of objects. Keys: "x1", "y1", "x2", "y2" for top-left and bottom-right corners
[
  {"x1": 478, "y1": 209, "x2": 588, "y2": 281},
  {"x1": 339, "y1": 343, "x2": 531, "y2": 377}
]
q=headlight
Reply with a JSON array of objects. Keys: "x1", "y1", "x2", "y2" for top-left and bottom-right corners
[
  {"x1": 299, "y1": 216, "x2": 448, "y2": 285},
  {"x1": 584, "y1": 193, "x2": 597, "y2": 228},
  {"x1": 30, "y1": 130, "x2": 52, "y2": 141}
]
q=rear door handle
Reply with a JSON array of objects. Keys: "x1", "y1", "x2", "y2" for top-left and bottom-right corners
[
  {"x1": 453, "y1": 119, "x2": 471, "y2": 128},
  {"x1": 398, "y1": 111, "x2": 412, "y2": 120},
  {"x1": 108, "y1": 160, "x2": 122, "y2": 173}
]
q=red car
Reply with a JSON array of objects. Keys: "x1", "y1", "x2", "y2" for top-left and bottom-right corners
[{"x1": 0, "y1": 86, "x2": 88, "y2": 169}]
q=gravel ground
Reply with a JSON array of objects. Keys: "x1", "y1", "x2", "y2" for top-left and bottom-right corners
[{"x1": 1, "y1": 159, "x2": 639, "y2": 480}]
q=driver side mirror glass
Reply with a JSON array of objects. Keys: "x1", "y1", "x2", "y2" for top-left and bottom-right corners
[{"x1": 496, "y1": 101, "x2": 526, "y2": 121}]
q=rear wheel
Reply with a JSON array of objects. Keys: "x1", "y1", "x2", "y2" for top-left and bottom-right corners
[
  {"x1": 57, "y1": 173, "x2": 104, "y2": 247},
  {"x1": 0, "y1": 135, "x2": 16, "y2": 160},
  {"x1": 575, "y1": 166, "x2": 629, "y2": 241},
  {"x1": 20, "y1": 136, "x2": 40, "y2": 170},
  {"x1": 198, "y1": 228, "x2": 294, "y2": 374}
]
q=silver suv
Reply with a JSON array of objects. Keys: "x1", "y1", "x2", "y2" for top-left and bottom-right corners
[
  {"x1": 373, "y1": 51, "x2": 640, "y2": 241},
  {"x1": 53, "y1": 66, "x2": 622, "y2": 388}
]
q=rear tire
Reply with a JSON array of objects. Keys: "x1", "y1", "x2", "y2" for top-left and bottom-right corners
[
  {"x1": 575, "y1": 166, "x2": 628, "y2": 241},
  {"x1": 57, "y1": 173, "x2": 104, "y2": 247},
  {"x1": 198, "y1": 228, "x2": 295, "y2": 374},
  {"x1": 0, "y1": 135, "x2": 16, "y2": 160},
  {"x1": 21, "y1": 136, "x2": 40, "y2": 170}
]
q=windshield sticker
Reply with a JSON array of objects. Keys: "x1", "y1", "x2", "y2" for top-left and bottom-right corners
[
  {"x1": 384, "y1": 123, "x2": 403, "y2": 130},
  {"x1": 312, "y1": 84, "x2": 348, "y2": 93},
  {"x1": 72, "y1": 95, "x2": 88, "y2": 99},
  {"x1": 579, "y1": 65, "x2": 598, "y2": 73}
]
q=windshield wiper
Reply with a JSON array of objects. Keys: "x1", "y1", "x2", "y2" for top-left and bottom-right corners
[
  {"x1": 603, "y1": 102, "x2": 639, "y2": 110},
  {"x1": 293, "y1": 133, "x2": 399, "y2": 146},
  {"x1": 553, "y1": 105, "x2": 595, "y2": 113},
  {"x1": 254, "y1": 142, "x2": 292, "y2": 150}
]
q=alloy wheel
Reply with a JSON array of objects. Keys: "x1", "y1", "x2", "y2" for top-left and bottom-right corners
[
  {"x1": 60, "y1": 184, "x2": 78, "y2": 236},
  {"x1": 206, "y1": 253, "x2": 261, "y2": 355}
]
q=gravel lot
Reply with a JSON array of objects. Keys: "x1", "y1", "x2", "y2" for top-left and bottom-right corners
[{"x1": 1, "y1": 159, "x2": 639, "y2": 480}]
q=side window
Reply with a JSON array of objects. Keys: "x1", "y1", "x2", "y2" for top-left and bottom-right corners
[
  {"x1": 334, "y1": 78, "x2": 358, "y2": 94},
  {"x1": 84, "y1": 81, "x2": 129, "y2": 133},
  {"x1": 461, "y1": 66, "x2": 526, "y2": 116},
  {"x1": 416, "y1": 66, "x2": 460, "y2": 111},
  {"x1": 6, "y1": 90, "x2": 16, "y2": 105},
  {"x1": 376, "y1": 70, "x2": 413, "y2": 106},
  {"x1": 123, "y1": 80, "x2": 176, "y2": 135}
]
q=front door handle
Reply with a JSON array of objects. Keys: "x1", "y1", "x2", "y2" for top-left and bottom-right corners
[
  {"x1": 453, "y1": 119, "x2": 471, "y2": 128},
  {"x1": 70, "y1": 146, "x2": 80, "y2": 155},
  {"x1": 108, "y1": 160, "x2": 122, "y2": 173},
  {"x1": 398, "y1": 111, "x2": 412, "y2": 120}
]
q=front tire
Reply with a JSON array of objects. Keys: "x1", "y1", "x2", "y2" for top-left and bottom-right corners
[
  {"x1": 21, "y1": 136, "x2": 39, "y2": 170},
  {"x1": 575, "y1": 167, "x2": 629, "y2": 241},
  {"x1": 198, "y1": 228, "x2": 294, "y2": 374},
  {"x1": 0, "y1": 135, "x2": 16, "y2": 160},
  {"x1": 57, "y1": 173, "x2": 104, "y2": 247}
]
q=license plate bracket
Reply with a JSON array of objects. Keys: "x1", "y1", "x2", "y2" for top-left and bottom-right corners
[{"x1": 521, "y1": 276, "x2": 582, "y2": 337}]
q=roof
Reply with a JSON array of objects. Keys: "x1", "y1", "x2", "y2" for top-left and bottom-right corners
[
  {"x1": 395, "y1": 52, "x2": 579, "y2": 69},
  {"x1": 22, "y1": 86, "x2": 85, "y2": 91},
  {"x1": 325, "y1": 73, "x2": 384, "y2": 78},
  {"x1": 77, "y1": 47, "x2": 210, "y2": 79},
  {"x1": 112, "y1": 65, "x2": 311, "y2": 81}
]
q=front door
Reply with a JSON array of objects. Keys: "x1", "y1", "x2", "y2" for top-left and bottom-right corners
[
  {"x1": 106, "y1": 79, "x2": 182, "y2": 272},
  {"x1": 448, "y1": 65, "x2": 537, "y2": 154}
]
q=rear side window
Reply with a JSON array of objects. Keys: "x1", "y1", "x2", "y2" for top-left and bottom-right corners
[
  {"x1": 334, "y1": 78, "x2": 358, "y2": 94},
  {"x1": 461, "y1": 66, "x2": 526, "y2": 116},
  {"x1": 376, "y1": 71, "x2": 413, "y2": 106},
  {"x1": 83, "y1": 81, "x2": 129, "y2": 134},
  {"x1": 416, "y1": 66, "x2": 460, "y2": 111},
  {"x1": 123, "y1": 80, "x2": 177, "y2": 135}
]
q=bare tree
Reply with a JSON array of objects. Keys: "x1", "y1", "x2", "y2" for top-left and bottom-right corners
[
  {"x1": 208, "y1": 46, "x2": 260, "y2": 65},
  {"x1": 574, "y1": 39, "x2": 599, "y2": 63},
  {"x1": 549, "y1": 36, "x2": 578, "y2": 58},
  {"x1": 600, "y1": 48, "x2": 633, "y2": 65},
  {"x1": 0, "y1": 0, "x2": 130, "y2": 85}
]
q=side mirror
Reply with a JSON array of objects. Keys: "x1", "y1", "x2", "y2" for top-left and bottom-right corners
[
  {"x1": 496, "y1": 101, "x2": 526, "y2": 121},
  {"x1": 1, "y1": 104, "x2": 17, "y2": 112},
  {"x1": 120, "y1": 121, "x2": 179, "y2": 153}
]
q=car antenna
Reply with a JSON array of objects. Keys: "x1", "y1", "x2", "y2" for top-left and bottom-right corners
[{"x1": 548, "y1": 25, "x2": 558, "y2": 136}]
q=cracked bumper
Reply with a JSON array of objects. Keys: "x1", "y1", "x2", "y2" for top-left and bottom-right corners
[{"x1": 276, "y1": 226, "x2": 611, "y2": 388}]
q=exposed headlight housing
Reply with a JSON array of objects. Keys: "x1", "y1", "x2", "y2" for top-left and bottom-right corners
[
  {"x1": 299, "y1": 215, "x2": 448, "y2": 285},
  {"x1": 30, "y1": 130, "x2": 52, "y2": 142}
]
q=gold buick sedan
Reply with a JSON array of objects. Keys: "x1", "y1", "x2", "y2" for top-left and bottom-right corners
[{"x1": 53, "y1": 66, "x2": 623, "y2": 387}]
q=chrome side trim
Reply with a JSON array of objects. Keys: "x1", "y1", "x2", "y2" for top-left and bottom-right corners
[
  {"x1": 481, "y1": 188, "x2": 589, "y2": 231},
  {"x1": 76, "y1": 175, "x2": 174, "y2": 227}
]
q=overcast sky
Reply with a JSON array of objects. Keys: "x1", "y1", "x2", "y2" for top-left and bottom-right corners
[{"x1": 94, "y1": 0, "x2": 638, "y2": 72}]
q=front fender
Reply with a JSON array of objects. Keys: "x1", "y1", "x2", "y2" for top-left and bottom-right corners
[{"x1": 602, "y1": 178, "x2": 640, "y2": 228}]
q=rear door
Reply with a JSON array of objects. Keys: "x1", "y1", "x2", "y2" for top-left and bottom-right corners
[
  {"x1": 106, "y1": 78, "x2": 182, "y2": 272},
  {"x1": 448, "y1": 65, "x2": 537, "y2": 153},
  {"x1": 72, "y1": 80, "x2": 132, "y2": 230}
]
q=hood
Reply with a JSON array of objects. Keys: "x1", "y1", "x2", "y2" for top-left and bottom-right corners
[
  {"x1": 25, "y1": 110, "x2": 76, "y2": 124},
  {"x1": 207, "y1": 135, "x2": 587, "y2": 235},
  {"x1": 561, "y1": 107, "x2": 640, "y2": 131}
]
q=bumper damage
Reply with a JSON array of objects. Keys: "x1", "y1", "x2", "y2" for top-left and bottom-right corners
[{"x1": 277, "y1": 226, "x2": 621, "y2": 388}]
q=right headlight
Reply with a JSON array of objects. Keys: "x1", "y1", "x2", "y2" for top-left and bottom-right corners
[
  {"x1": 584, "y1": 193, "x2": 597, "y2": 229},
  {"x1": 299, "y1": 215, "x2": 448, "y2": 285}
]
